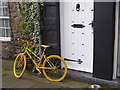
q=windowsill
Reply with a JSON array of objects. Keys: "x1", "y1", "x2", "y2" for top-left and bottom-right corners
[
  {"x1": 0, "y1": 16, "x2": 9, "y2": 19},
  {"x1": 0, "y1": 37, "x2": 11, "y2": 41}
]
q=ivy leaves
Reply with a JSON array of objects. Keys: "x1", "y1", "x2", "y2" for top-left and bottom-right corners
[
  {"x1": 17, "y1": 2, "x2": 37, "y2": 37},
  {"x1": 17, "y1": 1, "x2": 43, "y2": 54}
]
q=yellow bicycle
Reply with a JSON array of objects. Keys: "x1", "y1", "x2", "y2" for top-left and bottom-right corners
[{"x1": 13, "y1": 38, "x2": 67, "y2": 82}]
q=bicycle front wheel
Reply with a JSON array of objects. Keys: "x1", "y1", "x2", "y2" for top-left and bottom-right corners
[
  {"x1": 13, "y1": 53, "x2": 26, "y2": 78},
  {"x1": 42, "y1": 55, "x2": 67, "y2": 82}
]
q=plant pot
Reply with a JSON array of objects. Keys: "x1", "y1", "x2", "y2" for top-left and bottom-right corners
[{"x1": 26, "y1": 58, "x2": 34, "y2": 70}]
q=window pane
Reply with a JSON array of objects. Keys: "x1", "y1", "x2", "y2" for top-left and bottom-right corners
[
  {"x1": 0, "y1": 1, "x2": 1, "y2": 6},
  {"x1": 2, "y1": 19, "x2": 4, "y2": 27},
  {"x1": 0, "y1": 19, "x2": 9, "y2": 27},
  {"x1": 0, "y1": 28, "x2": 2, "y2": 37},
  {"x1": 1, "y1": 19, "x2": 9, "y2": 27},
  {"x1": 2, "y1": 28, "x2": 5, "y2": 37},
  {"x1": 0, "y1": 1, "x2": 10, "y2": 38},
  {"x1": 0, "y1": 8, "x2": 2, "y2": 16},
  {"x1": 4, "y1": 19, "x2": 9, "y2": 27},
  {"x1": 6, "y1": 29, "x2": 10, "y2": 37},
  {"x1": 3, "y1": 8, "x2": 8, "y2": 16},
  {"x1": 0, "y1": 19, "x2": 2, "y2": 27},
  {"x1": 2, "y1": 1, "x2": 8, "y2": 6}
]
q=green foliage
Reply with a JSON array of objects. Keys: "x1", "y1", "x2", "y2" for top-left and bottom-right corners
[
  {"x1": 17, "y1": 1, "x2": 43, "y2": 54},
  {"x1": 20, "y1": 43, "x2": 38, "y2": 55},
  {"x1": 17, "y1": 2, "x2": 38, "y2": 37},
  {"x1": 20, "y1": 43, "x2": 27, "y2": 52}
]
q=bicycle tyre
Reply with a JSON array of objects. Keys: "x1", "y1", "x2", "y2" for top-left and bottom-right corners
[
  {"x1": 13, "y1": 53, "x2": 26, "y2": 78},
  {"x1": 42, "y1": 55, "x2": 67, "y2": 82}
]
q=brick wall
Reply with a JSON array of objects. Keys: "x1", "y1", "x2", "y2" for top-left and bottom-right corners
[{"x1": 2, "y1": 2, "x2": 28, "y2": 60}]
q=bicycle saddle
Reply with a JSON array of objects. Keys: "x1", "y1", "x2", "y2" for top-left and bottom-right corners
[{"x1": 41, "y1": 45, "x2": 50, "y2": 48}]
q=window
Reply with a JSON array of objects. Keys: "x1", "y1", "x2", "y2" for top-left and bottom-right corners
[{"x1": 0, "y1": 0, "x2": 10, "y2": 41}]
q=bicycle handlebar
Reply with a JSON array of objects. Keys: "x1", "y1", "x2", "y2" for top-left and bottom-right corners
[{"x1": 18, "y1": 38, "x2": 34, "y2": 44}]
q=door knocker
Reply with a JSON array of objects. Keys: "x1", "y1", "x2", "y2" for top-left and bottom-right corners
[{"x1": 76, "y1": 4, "x2": 80, "y2": 11}]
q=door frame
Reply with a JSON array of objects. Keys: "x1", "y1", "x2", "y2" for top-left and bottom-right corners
[
  {"x1": 113, "y1": 1, "x2": 119, "y2": 79},
  {"x1": 60, "y1": 2, "x2": 65, "y2": 59}
]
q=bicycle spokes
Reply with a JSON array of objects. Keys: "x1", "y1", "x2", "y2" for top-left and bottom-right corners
[
  {"x1": 15, "y1": 56, "x2": 25, "y2": 74},
  {"x1": 43, "y1": 57, "x2": 65, "y2": 80}
]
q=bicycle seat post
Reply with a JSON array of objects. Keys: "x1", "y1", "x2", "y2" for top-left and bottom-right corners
[
  {"x1": 41, "y1": 45, "x2": 50, "y2": 55},
  {"x1": 43, "y1": 47, "x2": 46, "y2": 55}
]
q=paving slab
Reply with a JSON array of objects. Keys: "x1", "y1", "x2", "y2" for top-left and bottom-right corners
[{"x1": 2, "y1": 60, "x2": 93, "y2": 88}]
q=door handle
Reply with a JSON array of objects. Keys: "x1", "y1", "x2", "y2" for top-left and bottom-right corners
[
  {"x1": 89, "y1": 20, "x2": 94, "y2": 29},
  {"x1": 71, "y1": 24, "x2": 85, "y2": 28}
]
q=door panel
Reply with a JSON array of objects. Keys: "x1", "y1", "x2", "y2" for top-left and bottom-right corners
[
  {"x1": 43, "y1": 2, "x2": 60, "y2": 56},
  {"x1": 62, "y1": 0, "x2": 94, "y2": 73},
  {"x1": 93, "y1": 2, "x2": 115, "y2": 80}
]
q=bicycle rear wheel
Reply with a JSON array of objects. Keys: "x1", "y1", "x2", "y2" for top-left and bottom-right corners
[
  {"x1": 13, "y1": 53, "x2": 26, "y2": 78},
  {"x1": 42, "y1": 55, "x2": 67, "y2": 82}
]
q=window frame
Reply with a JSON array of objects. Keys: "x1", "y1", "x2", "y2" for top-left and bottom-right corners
[{"x1": 0, "y1": 0, "x2": 11, "y2": 41}]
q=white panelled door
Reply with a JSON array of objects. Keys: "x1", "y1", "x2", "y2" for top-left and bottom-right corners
[{"x1": 61, "y1": 0, "x2": 94, "y2": 73}]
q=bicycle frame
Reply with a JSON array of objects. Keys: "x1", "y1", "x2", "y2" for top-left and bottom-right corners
[
  {"x1": 14, "y1": 38, "x2": 67, "y2": 82},
  {"x1": 22, "y1": 44, "x2": 56, "y2": 72}
]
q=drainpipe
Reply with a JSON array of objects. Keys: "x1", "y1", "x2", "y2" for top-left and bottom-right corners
[{"x1": 37, "y1": 0, "x2": 42, "y2": 57}]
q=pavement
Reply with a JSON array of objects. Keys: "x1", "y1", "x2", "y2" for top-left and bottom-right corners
[
  {"x1": 1, "y1": 60, "x2": 111, "y2": 89},
  {"x1": 66, "y1": 70, "x2": 120, "y2": 89}
]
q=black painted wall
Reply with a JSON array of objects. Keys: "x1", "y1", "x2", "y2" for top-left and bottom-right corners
[
  {"x1": 42, "y1": 2, "x2": 60, "y2": 56},
  {"x1": 93, "y1": 2, "x2": 115, "y2": 80}
]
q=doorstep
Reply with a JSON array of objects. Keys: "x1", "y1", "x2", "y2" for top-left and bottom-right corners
[{"x1": 65, "y1": 69, "x2": 120, "y2": 88}]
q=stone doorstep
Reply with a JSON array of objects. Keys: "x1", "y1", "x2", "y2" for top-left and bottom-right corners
[{"x1": 65, "y1": 69, "x2": 120, "y2": 88}]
